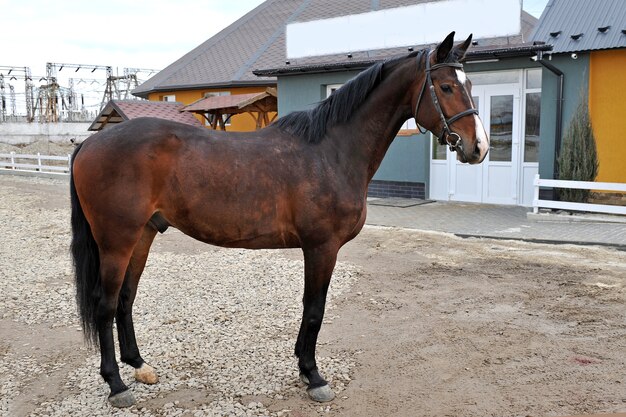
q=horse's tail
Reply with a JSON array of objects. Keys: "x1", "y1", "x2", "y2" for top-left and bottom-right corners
[{"x1": 70, "y1": 143, "x2": 100, "y2": 346}]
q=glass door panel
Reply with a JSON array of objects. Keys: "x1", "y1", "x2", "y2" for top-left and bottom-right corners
[{"x1": 489, "y1": 95, "x2": 514, "y2": 162}]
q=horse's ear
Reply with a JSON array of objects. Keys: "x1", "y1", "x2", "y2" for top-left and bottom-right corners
[
  {"x1": 435, "y1": 31, "x2": 456, "y2": 63},
  {"x1": 452, "y1": 33, "x2": 473, "y2": 62}
]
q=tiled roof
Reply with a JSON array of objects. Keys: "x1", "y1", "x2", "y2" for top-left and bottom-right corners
[
  {"x1": 531, "y1": 0, "x2": 626, "y2": 53},
  {"x1": 88, "y1": 100, "x2": 202, "y2": 131},
  {"x1": 133, "y1": 0, "x2": 538, "y2": 98}
]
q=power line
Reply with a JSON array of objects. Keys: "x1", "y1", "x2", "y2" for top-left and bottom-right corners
[{"x1": 0, "y1": 62, "x2": 160, "y2": 122}]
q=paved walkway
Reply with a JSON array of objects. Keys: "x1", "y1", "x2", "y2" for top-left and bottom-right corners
[{"x1": 365, "y1": 198, "x2": 626, "y2": 249}]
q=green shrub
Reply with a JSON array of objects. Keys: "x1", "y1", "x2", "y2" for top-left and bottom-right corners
[{"x1": 557, "y1": 97, "x2": 599, "y2": 202}]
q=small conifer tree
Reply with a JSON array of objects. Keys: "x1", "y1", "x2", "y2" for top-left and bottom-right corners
[{"x1": 557, "y1": 97, "x2": 599, "y2": 202}]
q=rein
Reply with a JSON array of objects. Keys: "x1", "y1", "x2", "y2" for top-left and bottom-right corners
[{"x1": 414, "y1": 50, "x2": 479, "y2": 152}]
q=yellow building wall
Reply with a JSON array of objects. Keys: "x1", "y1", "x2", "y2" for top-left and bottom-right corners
[
  {"x1": 589, "y1": 49, "x2": 626, "y2": 183},
  {"x1": 147, "y1": 86, "x2": 276, "y2": 132}
]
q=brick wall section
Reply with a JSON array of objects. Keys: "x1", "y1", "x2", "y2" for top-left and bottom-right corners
[{"x1": 368, "y1": 180, "x2": 425, "y2": 199}]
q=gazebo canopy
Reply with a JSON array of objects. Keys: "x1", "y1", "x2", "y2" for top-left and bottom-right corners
[{"x1": 181, "y1": 88, "x2": 277, "y2": 130}]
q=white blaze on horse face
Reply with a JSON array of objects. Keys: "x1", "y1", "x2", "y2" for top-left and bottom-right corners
[
  {"x1": 455, "y1": 69, "x2": 467, "y2": 85},
  {"x1": 454, "y1": 67, "x2": 488, "y2": 161}
]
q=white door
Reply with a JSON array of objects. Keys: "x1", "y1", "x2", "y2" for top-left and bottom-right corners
[{"x1": 446, "y1": 83, "x2": 520, "y2": 205}]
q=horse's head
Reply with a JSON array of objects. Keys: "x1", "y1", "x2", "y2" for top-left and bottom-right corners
[{"x1": 413, "y1": 32, "x2": 489, "y2": 164}]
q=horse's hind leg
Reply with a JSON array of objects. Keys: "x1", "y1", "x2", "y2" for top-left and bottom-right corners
[
  {"x1": 295, "y1": 242, "x2": 339, "y2": 402},
  {"x1": 116, "y1": 226, "x2": 159, "y2": 385},
  {"x1": 96, "y1": 247, "x2": 139, "y2": 408}
]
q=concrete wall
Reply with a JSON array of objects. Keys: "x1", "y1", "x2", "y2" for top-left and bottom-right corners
[{"x1": 0, "y1": 122, "x2": 92, "y2": 145}]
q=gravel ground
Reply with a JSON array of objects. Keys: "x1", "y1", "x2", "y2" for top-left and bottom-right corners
[{"x1": 0, "y1": 176, "x2": 357, "y2": 417}]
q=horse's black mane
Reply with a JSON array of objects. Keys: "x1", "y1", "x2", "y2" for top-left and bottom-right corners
[{"x1": 275, "y1": 50, "x2": 422, "y2": 143}]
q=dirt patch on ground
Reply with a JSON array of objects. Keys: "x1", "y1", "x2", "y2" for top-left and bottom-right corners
[
  {"x1": 320, "y1": 229, "x2": 626, "y2": 417},
  {"x1": 1, "y1": 176, "x2": 625, "y2": 417}
]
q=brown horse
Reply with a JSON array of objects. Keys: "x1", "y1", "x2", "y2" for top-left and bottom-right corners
[{"x1": 70, "y1": 32, "x2": 488, "y2": 407}]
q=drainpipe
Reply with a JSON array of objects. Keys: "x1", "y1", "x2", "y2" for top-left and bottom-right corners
[{"x1": 536, "y1": 50, "x2": 564, "y2": 180}]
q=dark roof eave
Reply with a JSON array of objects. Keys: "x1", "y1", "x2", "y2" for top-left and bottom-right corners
[
  {"x1": 253, "y1": 44, "x2": 554, "y2": 77},
  {"x1": 131, "y1": 79, "x2": 276, "y2": 99},
  {"x1": 467, "y1": 43, "x2": 553, "y2": 60},
  {"x1": 253, "y1": 60, "x2": 379, "y2": 77}
]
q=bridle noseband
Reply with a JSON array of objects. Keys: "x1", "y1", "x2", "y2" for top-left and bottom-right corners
[{"x1": 414, "y1": 51, "x2": 479, "y2": 152}]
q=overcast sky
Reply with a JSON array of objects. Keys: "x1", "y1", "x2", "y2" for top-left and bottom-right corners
[{"x1": 1, "y1": 0, "x2": 267, "y2": 76}]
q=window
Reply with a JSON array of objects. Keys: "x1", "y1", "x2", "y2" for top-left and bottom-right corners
[
  {"x1": 526, "y1": 68, "x2": 542, "y2": 89},
  {"x1": 205, "y1": 91, "x2": 230, "y2": 98},
  {"x1": 524, "y1": 93, "x2": 541, "y2": 162},
  {"x1": 523, "y1": 69, "x2": 542, "y2": 163},
  {"x1": 469, "y1": 71, "x2": 518, "y2": 86},
  {"x1": 161, "y1": 94, "x2": 176, "y2": 102},
  {"x1": 326, "y1": 84, "x2": 342, "y2": 98},
  {"x1": 489, "y1": 95, "x2": 514, "y2": 162}
]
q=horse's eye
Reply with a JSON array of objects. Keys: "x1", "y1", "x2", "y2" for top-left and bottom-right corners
[{"x1": 441, "y1": 84, "x2": 452, "y2": 93}]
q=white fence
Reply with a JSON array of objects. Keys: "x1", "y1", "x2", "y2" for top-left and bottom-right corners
[
  {"x1": 0, "y1": 152, "x2": 71, "y2": 175},
  {"x1": 533, "y1": 174, "x2": 626, "y2": 215}
]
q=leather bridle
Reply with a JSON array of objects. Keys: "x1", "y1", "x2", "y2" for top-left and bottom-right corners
[{"x1": 414, "y1": 50, "x2": 479, "y2": 152}]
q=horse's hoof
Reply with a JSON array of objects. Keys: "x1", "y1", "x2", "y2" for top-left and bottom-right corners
[
  {"x1": 307, "y1": 384, "x2": 335, "y2": 402},
  {"x1": 108, "y1": 389, "x2": 135, "y2": 408},
  {"x1": 299, "y1": 372, "x2": 310, "y2": 385},
  {"x1": 135, "y1": 363, "x2": 159, "y2": 384}
]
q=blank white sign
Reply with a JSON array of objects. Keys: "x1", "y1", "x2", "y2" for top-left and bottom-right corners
[{"x1": 286, "y1": 0, "x2": 522, "y2": 58}]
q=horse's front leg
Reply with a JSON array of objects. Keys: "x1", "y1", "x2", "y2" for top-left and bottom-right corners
[{"x1": 295, "y1": 242, "x2": 339, "y2": 402}]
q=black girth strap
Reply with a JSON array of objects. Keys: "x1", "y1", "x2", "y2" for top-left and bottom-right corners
[
  {"x1": 148, "y1": 212, "x2": 170, "y2": 234},
  {"x1": 414, "y1": 50, "x2": 479, "y2": 151}
]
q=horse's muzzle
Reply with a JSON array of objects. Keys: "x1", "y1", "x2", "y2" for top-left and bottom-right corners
[{"x1": 456, "y1": 134, "x2": 489, "y2": 164}]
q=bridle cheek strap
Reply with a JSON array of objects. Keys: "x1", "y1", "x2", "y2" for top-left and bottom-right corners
[
  {"x1": 440, "y1": 108, "x2": 479, "y2": 150},
  {"x1": 414, "y1": 51, "x2": 479, "y2": 151}
]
